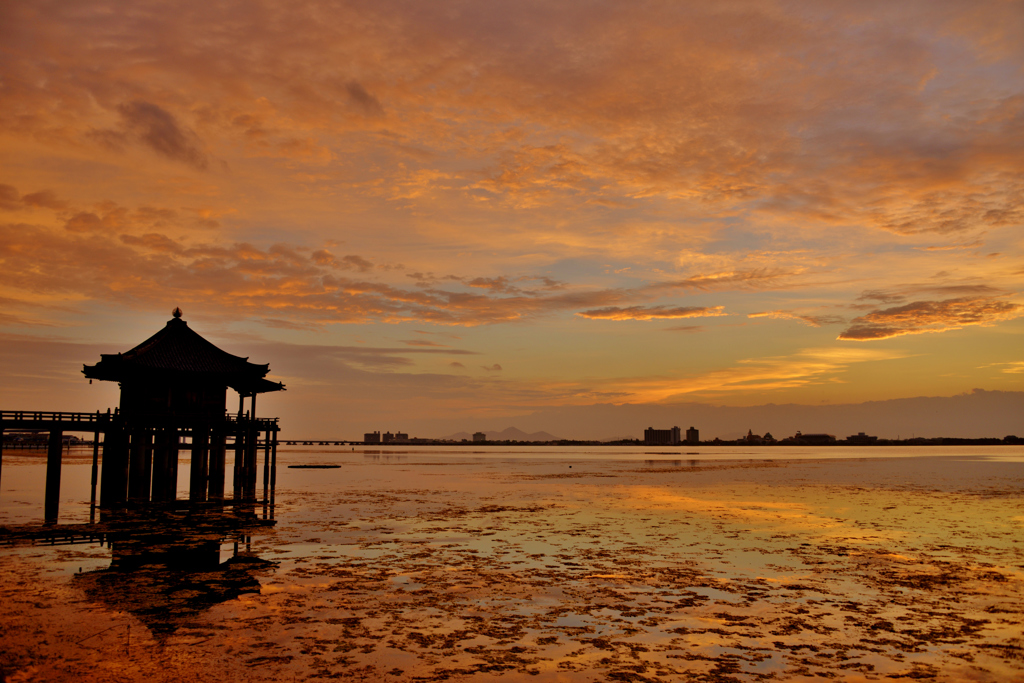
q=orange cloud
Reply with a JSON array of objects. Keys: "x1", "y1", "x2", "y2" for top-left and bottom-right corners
[
  {"x1": 3, "y1": 0, "x2": 1020, "y2": 241},
  {"x1": 4, "y1": 220, "x2": 746, "y2": 326},
  {"x1": 602, "y1": 347, "x2": 910, "y2": 404},
  {"x1": 650, "y1": 269, "x2": 800, "y2": 293},
  {"x1": 2, "y1": 0, "x2": 1023, "y2": 422},
  {"x1": 749, "y1": 310, "x2": 845, "y2": 327},
  {"x1": 519, "y1": 346, "x2": 910, "y2": 406},
  {"x1": 577, "y1": 305, "x2": 726, "y2": 321},
  {"x1": 402, "y1": 339, "x2": 445, "y2": 347},
  {"x1": 839, "y1": 296, "x2": 1023, "y2": 341}
]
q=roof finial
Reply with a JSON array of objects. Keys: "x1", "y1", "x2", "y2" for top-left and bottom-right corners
[{"x1": 172, "y1": 307, "x2": 183, "y2": 319}]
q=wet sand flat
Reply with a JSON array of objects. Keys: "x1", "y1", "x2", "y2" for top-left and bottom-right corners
[{"x1": 1, "y1": 451, "x2": 1022, "y2": 682}]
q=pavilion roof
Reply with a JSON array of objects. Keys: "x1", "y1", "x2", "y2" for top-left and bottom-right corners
[{"x1": 83, "y1": 309, "x2": 285, "y2": 395}]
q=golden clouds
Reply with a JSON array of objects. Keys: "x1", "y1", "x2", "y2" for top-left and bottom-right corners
[
  {"x1": 749, "y1": 311, "x2": 845, "y2": 328},
  {"x1": 839, "y1": 296, "x2": 1023, "y2": 341},
  {"x1": 577, "y1": 305, "x2": 726, "y2": 321},
  {"x1": 1, "y1": 0, "x2": 1023, "y2": 421},
  {"x1": 553, "y1": 346, "x2": 910, "y2": 406},
  {"x1": 3, "y1": 0, "x2": 1022, "y2": 236},
  {"x1": 0, "y1": 207, "x2": 728, "y2": 327}
]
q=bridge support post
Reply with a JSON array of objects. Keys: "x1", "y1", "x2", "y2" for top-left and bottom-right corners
[
  {"x1": 44, "y1": 429, "x2": 63, "y2": 523},
  {"x1": 90, "y1": 429, "x2": 100, "y2": 522}
]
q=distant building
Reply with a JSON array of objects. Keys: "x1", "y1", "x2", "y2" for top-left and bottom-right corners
[
  {"x1": 644, "y1": 426, "x2": 681, "y2": 446},
  {"x1": 685, "y1": 426, "x2": 699, "y2": 444},
  {"x1": 382, "y1": 431, "x2": 394, "y2": 443},
  {"x1": 364, "y1": 431, "x2": 381, "y2": 444},
  {"x1": 743, "y1": 429, "x2": 763, "y2": 444},
  {"x1": 846, "y1": 432, "x2": 878, "y2": 444},
  {"x1": 473, "y1": 431, "x2": 486, "y2": 442},
  {"x1": 793, "y1": 431, "x2": 836, "y2": 445}
]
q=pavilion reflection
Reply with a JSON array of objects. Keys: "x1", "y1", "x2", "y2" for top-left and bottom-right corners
[{"x1": 69, "y1": 507, "x2": 277, "y2": 634}]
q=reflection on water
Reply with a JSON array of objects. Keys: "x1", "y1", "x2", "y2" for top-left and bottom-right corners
[
  {"x1": 1, "y1": 445, "x2": 1023, "y2": 681},
  {"x1": 71, "y1": 509, "x2": 276, "y2": 635},
  {"x1": 2, "y1": 506, "x2": 276, "y2": 636}
]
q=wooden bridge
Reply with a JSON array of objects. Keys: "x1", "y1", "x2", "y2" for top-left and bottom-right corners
[
  {"x1": 281, "y1": 439, "x2": 359, "y2": 446},
  {"x1": 1, "y1": 409, "x2": 279, "y2": 524}
]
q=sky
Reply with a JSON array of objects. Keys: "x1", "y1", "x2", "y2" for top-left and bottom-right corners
[{"x1": 1, "y1": 0, "x2": 1022, "y2": 439}]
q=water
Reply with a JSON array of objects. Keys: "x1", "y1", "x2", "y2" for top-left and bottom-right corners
[
  {"x1": 8, "y1": 443, "x2": 1021, "y2": 526},
  {"x1": 1, "y1": 445, "x2": 1023, "y2": 681}
]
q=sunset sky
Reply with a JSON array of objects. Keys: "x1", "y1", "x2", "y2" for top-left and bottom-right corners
[{"x1": 2, "y1": 1, "x2": 1022, "y2": 439}]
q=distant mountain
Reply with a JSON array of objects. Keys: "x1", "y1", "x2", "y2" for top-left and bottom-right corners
[
  {"x1": 439, "y1": 426, "x2": 560, "y2": 442},
  {"x1": 371, "y1": 389, "x2": 1024, "y2": 443},
  {"x1": 443, "y1": 431, "x2": 474, "y2": 441}
]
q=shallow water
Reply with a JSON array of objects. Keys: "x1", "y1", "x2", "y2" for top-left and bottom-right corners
[{"x1": 1, "y1": 446, "x2": 1023, "y2": 681}]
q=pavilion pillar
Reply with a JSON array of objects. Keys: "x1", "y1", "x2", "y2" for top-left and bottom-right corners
[
  {"x1": 190, "y1": 423, "x2": 210, "y2": 502},
  {"x1": 100, "y1": 420, "x2": 128, "y2": 507},
  {"x1": 233, "y1": 424, "x2": 246, "y2": 500},
  {"x1": 270, "y1": 431, "x2": 277, "y2": 493},
  {"x1": 271, "y1": 432, "x2": 278, "y2": 488},
  {"x1": 90, "y1": 429, "x2": 101, "y2": 507},
  {"x1": 44, "y1": 429, "x2": 63, "y2": 524},
  {"x1": 168, "y1": 427, "x2": 180, "y2": 501},
  {"x1": 151, "y1": 428, "x2": 166, "y2": 501},
  {"x1": 246, "y1": 423, "x2": 259, "y2": 500},
  {"x1": 128, "y1": 427, "x2": 152, "y2": 502},
  {"x1": 266, "y1": 430, "x2": 274, "y2": 505},
  {"x1": 152, "y1": 427, "x2": 179, "y2": 502},
  {"x1": 90, "y1": 429, "x2": 101, "y2": 523},
  {"x1": 208, "y1": 427, "x2": 226, "y2": 500}
]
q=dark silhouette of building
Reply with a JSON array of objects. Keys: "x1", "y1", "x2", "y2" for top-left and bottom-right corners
[
  {"x1": 645, "y1": 426, "x2": 681, "y2": 446},
  {"x1": 846, "y1": 432, "x2": 878, "y2": 444},
  {"x1": 742, "y1": 429, "x2": 765, "y2": 444},
  {"x1": 364, "y1": 431, "x2": 381, "y2": 444},
  {"x1": 789, "y1": 431, "x2": 836, "y2": 445},
  {"x1": 83, "y1": 308, "x2": 284, "y2": 507},
  {"x1": 473, "y1": 431, "x2": 486, "y2": 442},
  {"x1": 685, "y1": 426, "x2": 699, "y2": 444}
]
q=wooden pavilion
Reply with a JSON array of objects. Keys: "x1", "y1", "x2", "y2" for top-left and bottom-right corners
[{"x1": 83, "y1": 308, "x2": 284, "y2": 508}]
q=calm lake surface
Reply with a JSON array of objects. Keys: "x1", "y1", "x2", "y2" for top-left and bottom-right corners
[{"x1": 1, "y1": 445, "x2": 1022, "y2": 681}]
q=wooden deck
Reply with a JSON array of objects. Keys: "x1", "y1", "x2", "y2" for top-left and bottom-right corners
[{"x1": 1, "y1": 409, "x2": 281, "y2": 524}]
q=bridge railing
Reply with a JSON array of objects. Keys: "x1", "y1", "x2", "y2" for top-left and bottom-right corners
[
  {"x1": 1, "y1": 410, "x2": 113, "y2": 424},
  {"x1": 225, "y1": 414, "x2": 280, "y2": 426},
  {"x1": 2, "y1": 410, "x2": 278, "y2": 425}
]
